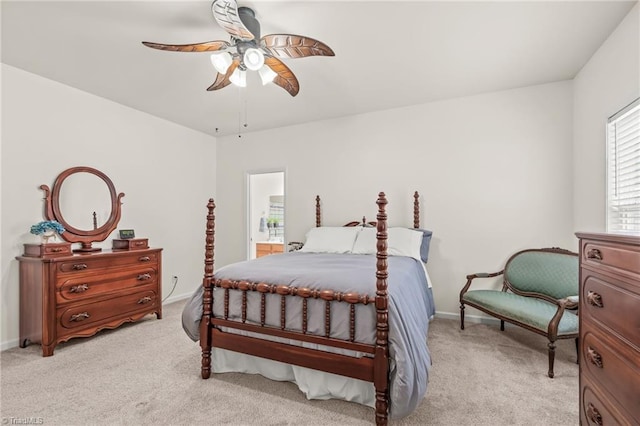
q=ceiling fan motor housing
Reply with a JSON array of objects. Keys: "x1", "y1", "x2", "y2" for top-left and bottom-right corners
[
  {"x1": 237, "y1": 7, "x2": 260, "y2": 40},
  {"x1": 234, "y1": 7, "x2": 262, "y2": 71}
]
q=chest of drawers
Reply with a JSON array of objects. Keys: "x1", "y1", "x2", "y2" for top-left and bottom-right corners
[
  {"x1": 17, "y1": 248, "x2": 162, "y2": 356},
  {"x1": 575, "y1": 232, "x2": 640, "y2": 425},
  {"x1": 256, "y1": 242, "x2": 284, "y2": 258}
]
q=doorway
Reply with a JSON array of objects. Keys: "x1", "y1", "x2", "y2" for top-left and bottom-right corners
[{"x1": 247, "y1": 171, "x2": 285, "y2": 260}]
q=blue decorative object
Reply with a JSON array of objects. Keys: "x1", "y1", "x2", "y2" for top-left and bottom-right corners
[{"x1": 30, "y1": 220, "x2": 65, "y2": 243}]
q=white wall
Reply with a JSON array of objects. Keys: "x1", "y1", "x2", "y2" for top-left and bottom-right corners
[
  {"x1": 215, "y1": 80, "x2": 575, "y2": 319},
  {"x1": 1, "y1": 65, "x2": 217, "y2": 349},
  {"x1": 573, "y1": 3, "x2": 640, "y2": 233}
]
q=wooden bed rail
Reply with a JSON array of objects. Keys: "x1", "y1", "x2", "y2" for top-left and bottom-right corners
[{"x1": 212, "y1": 279, "x2": 376, "y2": 354}]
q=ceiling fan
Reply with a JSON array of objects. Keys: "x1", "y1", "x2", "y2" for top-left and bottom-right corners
[{"x1": 142, "y1": 0, "x2": 334, "y2": 97}]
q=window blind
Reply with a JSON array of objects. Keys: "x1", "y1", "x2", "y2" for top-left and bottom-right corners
[{"x1": 607, "y1": 98, "x2": 640, "y2": 233}]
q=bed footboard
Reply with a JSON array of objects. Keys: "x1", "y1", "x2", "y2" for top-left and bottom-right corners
[{"x1": 200, "y1": 193, "x2": 391, "y2": 425}]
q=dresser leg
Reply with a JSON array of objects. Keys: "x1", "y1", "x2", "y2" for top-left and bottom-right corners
[{"x1": 42, "y1": 344, "x2": 55, "y2": 357}]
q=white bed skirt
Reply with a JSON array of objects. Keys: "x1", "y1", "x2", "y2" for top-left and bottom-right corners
[{"x1": 211, "y1": 347, "x2": 376, "y2": 408}]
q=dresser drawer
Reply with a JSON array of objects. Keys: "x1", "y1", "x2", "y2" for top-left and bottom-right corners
[
  {"x1": 582, "y1": 272, "x2": 640, "y2": 348},
  {"x1": 56, "y1": 252, "x2": 159, "y2": 275},
  {"x1": 23, "y1": 243, "x2": 72, "y2": 257},
  {"x1": 582, "y1": 239, "x2": 640, "y2": 282},
  {"x1": 582, "y1": 326, "x2": 640, "y2": 420},
  {"x1": 581, "y1": 377, "x2": 633, "y2": 426},
  {"x1": 58, "y1": 289, "x2": 157, "y2": 331},
  {"x1": 56, "y1": 267, "x2": 157, "y2": 303}
]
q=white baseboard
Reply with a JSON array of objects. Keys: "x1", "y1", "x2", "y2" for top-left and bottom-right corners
[
  {"x1": 434, "y1": 310, "x2": 502, "y2": 326},
  {"x1": 1, "y1": 338, "x2": 20, "y2": 352}
]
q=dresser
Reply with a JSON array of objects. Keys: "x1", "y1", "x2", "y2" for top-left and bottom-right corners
[
  {"x1": 17, "y1": 247, "x2": 162, "y2": 356},
  {"x1": 256, "y1": 242, "x2": 284, "y2": 258},
  {"x1": 575, "y1": 232, "x2": 640, "y2": 425}
]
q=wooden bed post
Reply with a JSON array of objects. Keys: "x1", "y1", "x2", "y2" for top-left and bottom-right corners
[
  {"x1": 413, "y1": 191, "x2": 420, "y2": 229},
  {"x1": 315, "y1": 195, "x2": 321, "y2": 227},
  {"x1": 375, "y1": 192, "x2": 389, "y2": 425},
  {"x1": 200, "y1": 198, "x2": 216, "y2": 379}
]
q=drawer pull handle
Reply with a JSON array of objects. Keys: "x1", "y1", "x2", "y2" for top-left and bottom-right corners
[
  {"x1": 137, "y1": 273, "x2": 152, "y2": 281},
  {"x1": 586, "y1": 403, "x2": 603, "y2": 425},
  {"x1": 586, "y1": 248, "x2": 603, "y2": 261},
  {"x1": 587, "y1": 347, "x2": 603, "y2": 368},
  {"x1": 70, "y1": 312, "x2": 90, "y2": 322},
  {"x1": 51, "y1": 248, "x2": 63, "y2": 253},
  {"x1": 137, "y1": 296, "x2": 152, "y2": 304},
  {"x1": 587, "y1": 291, "x2": 604, "y2": 308},
  {"x1": 138, "y1": 256, "x2": 151, "y2": 262},
  {"x1": 69, "y1": 284, "x2": 89, "y2": 293},
  {"x1": 72, "y1": 263, "x2": 88, "y2": 270},
  {"x1": 134, "y1": 241, "x2": 145, "y2": 246}
]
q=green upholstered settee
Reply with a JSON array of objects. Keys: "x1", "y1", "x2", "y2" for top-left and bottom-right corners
[{"x1": 459, "y1": 247, "x2": 579, "y2": 378}]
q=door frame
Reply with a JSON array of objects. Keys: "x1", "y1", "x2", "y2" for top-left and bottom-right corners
[{"x1": 245, "y1": 168, "x2": 286, "y2": 260}]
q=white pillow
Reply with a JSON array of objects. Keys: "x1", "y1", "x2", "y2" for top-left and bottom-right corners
[
  {"x1": 352, "y1": 227, "x2": 377, "y2": 255},
  {"x1": 298, "y1": 226, "x2": 361, "y2": 254},
  {"x1": 388, "y1": 227, "x2": 423, "y2": 261},
  {"x1": 352, "y1": 227, "x2": 423, "y2": 261}
]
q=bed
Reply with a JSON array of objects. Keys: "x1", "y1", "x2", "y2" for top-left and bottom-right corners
[{"x1": 182, "y1": 192, "x2": 435, "y2": 424}]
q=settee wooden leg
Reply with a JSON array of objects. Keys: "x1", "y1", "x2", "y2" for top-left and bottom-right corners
[
  {"x1": 500, "y1": 320, "x2": 505, "y2": 331},
  {"x1": 547, "y1": 341, "x2": 556, "y2": 378},
  {"x1": 575, "y1": 337, "x2": 579, "y2": 364},
  {"x1": 460, "y1": 304, "x2": 465, "y2": 330}
]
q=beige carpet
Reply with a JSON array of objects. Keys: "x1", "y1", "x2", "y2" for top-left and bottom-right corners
[{"x1": 0, "y1": 300, "x2": 578, "y2": 425}]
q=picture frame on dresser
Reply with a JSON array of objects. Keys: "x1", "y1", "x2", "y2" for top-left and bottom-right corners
[{"x1": 17, "y1": 166, "x2": 163, "y2": 356}]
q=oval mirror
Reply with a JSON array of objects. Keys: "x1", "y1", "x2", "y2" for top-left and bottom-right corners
[
  {"x1": 41, "y1": 167, "x2": 124, "y2": 252},
  {"x1": 58, "y1": 172, "x2": 113, "y2": 231}
]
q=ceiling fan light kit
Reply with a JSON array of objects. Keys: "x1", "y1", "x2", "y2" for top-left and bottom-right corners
[
  {"x1": 258, "y1": 65, "x2": 277, "y2": 85},
  {"x1": 229, "y1": 68, "x2": 247, "y2": 87},
  {"x1": 210, "y1": 52, "x2": 233, "y2": 74},
  {"x1": 243, "y1": 48, "x2": 265, "y2": 71},
  {"x1": 142, "y1": 0, "x2": 334, "y2": 97}
]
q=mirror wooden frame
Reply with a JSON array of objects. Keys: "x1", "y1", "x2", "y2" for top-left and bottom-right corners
[{"x1": 40, "y1": 166, "x2": 124, "y2": 252}]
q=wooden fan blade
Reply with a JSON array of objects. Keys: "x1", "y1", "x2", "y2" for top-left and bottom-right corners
[
  {"x1": 206, "y1": 60, "x2": 240, "y2": 91},
  {"x1": 211, "y1": 0, "x2": 254, "y2": 41},
  {"x1": 260, "y1": 34, "x2": 335, "y2": 59},
  {"x1": 142, "y1": 41, "x2": 230, "y2": 52},
  {"x1": 265, "y1": 56, "x2": 300, "y2": 97}
]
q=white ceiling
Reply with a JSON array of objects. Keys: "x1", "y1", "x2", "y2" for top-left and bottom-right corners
[{"x1": 1, "y1": 1, "x2": 637, "y2": 137}]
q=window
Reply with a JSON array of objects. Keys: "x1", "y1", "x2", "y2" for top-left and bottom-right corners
[{"x1": 607, "y1": 98, "x2": 640, "y2": 233}]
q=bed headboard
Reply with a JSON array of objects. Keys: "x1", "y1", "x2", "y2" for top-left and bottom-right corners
[{"x1": 315, "y1": 191, "x2": 421, "y2": 228}]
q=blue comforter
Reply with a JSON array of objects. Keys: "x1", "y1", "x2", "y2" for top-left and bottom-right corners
[{"x1": 182, "y1": 252, "x2": 434, "y2": 419}]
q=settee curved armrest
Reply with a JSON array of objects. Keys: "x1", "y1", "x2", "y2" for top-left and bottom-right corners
[
  {"x1": 562, "y1": 295, "x2": 579, "y2": 311},
  {"x1": 465, "y1": 271, "x2": 504, "y2": 280},
  {"x1": 460, "y1": 270, "x2": 505, "y2": 301}
]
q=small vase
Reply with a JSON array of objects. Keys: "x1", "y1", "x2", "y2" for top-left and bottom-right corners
[{"x1": 41, "y1": 230, "x2": 57, "y2": 244}]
